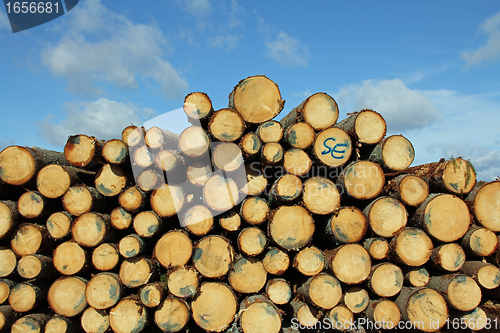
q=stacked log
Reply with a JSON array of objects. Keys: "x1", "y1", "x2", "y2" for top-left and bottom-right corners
[{"x1": 0, "y1": 74, "x2": 499, "y2": 333}]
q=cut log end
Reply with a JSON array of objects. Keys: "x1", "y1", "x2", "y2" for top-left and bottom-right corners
[
  {"x1": 268, "y1": 205, "x2": 314, "y2": 251},
  {"x1": 109, "y1": 296, "x2": 148, "y2": 333},
  {"x1": 327, "y1": 206, "x2": 367, "y2": 244},
  {"x1": 183, "y1": 92, "x2": 213, "y2": 121},
  {"x1": 365, "y1": 196, "x2": 407, "y2": 238},
  {"x1": 391, "y1": 228, "x2": 433, "y2": 267},
  {"x1": 191, "y1": 282, "x2": 237, "y2": 332},
  {"x1": 193, "y1": 235, "x2": 234, "y2": 278},
  {"x1": 154, "y1": 230, "x2": 192, "y2": 269},
  {"x1": 283, "y1": 149, "x2": 312, "y2": 177},
  {"x1": 293, "y1": 246, "x2": 324, "y2": 277},
  {"x1": 370, "y1": 135, "x2": 415, "y2": 171},
  {"x1": 229, "y1": 257, "x2": 267, "y2": 294},
  {"x1": 208, "y1": 108, "x2": 245, "y2": 142},
  {"x1": 167, "y1": 267, "x2": 199, "y2": 299},
  {"x1": 469, "y1": 181, "x2": 500, "y2": 232},
  {"x1": 154, "y1": 297, "x2": 190, "y2": 332},
  {"x1": 284, "y1": 122, "x2": 315, "y2": 150},
  {"x1": 48, "y1": 276, "x2": 88, "y2": 317},
  {"x1": 326, "y1": 244, "x2": 371, "y2": 285},
  {"x1": 262, "y1": 247, "x2": 290, "y2": 276},
  {"x1": 313, "y1": 127, "x2": 352, "y2": 167},
  {"x1": 303, "y1": 177, "x2": 340, "y2": 215},
  {"x1": 340, "y1": 161, "x2": 385, "y2": 200}
]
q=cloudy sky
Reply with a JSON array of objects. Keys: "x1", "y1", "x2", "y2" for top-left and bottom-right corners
[{"x1": 1, "y1": 0, "x2": 499, "y2": 180}]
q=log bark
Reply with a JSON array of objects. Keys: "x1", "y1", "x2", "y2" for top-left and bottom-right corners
[
  {"x1": 325, "y1": 206, "x2": 368, "y2": 244},
  {"x1": 239, "y1": 294, "x2": 282, "y2": 333},
  {"x1": 293, "y1": 246, "x2": 324, "y2": 276},
  {"x1": 466, "y1": 181, "x2": 500, "y2": 232},
  {"x1": 237, "y1": 227, "x2": 267, "y2": 257},
  {"x1": 229, "y1": 256, "x2": 267, "y2": 294},
  {"x1": 208, "y1": 108, "x2": 245, "y2": 142},
  {"x1": 153, "y1": 230, "x2": 192, "y2": 269},
  {"x1": 9, "y1": 280, "x2": 48, "y2": 313},
  {"x1": 53, "y1": 241, "x2": 89, "y2": 276},
  {"x1": 16, "y1": 254, "x2": 55, "y2": 279},
  {"x1": 46, "y1": 211, "x2": 73, "y2": 240},
  {"x1": 262, "y1": 247, "x2": 290, "y2": 276},
  {"x1": 312, "y1": 127, "x2": 352, "y2": 168},
  {"x1": 154, "y1": 297, "x2": 190, "y2": 332},
  {"x1": 64, "y1": 135, "x2": 103, "y2": 169},
  {"x1": 280, "y1": 92, "x2": 339, "y2": 131},
  {"x1": 0, "y1": 279, "x2": 14, "y2": 305},
  {"x1": 11, "y1": 314, "x2": 50, "y2": 333},
  {"x1": 240, "y1": 196, "x2": 269, "y2": 225},
  {"x1": 183, "y1": 92, "x2": 214, "y2": 123},
  {"x1": 193, "y1": 235, "x2": 234, "y2": 279},
  {"x1": 461, "y1": 224, "x2": 498, "y2": 257},
  {"x1": 81, "y1": 307, "x2": 109, "y2": 333},
  {"x1": 102, "y1": 139, "x2": 129, "y2": 164},
  {"x1": 429, "y1": 243, "x2": 466, "y2": 272},
  {"x1": 62, "y1": 185, "x2": 105, "y2": 216},
  {"x1": 268, "y1": 205, "x2": 315, "y2": 251},
  {"x1": 109, "y1": 295, "x2": 148, "y2": 333},
  {"x1": 461, "y1": 261, "x2": 500, "y2": 290},
  {"x1": 297, "y1": 273, "x2": 342, "y2": 310},
  {"x1": 367, "y1": 262, "x2": 403, "y2": 298},
  {"x1": 336, "y1": 161, "x2": 385, "y2": 201},
  {"x1": 85, "y1": 272, "x2": 123, "y2": 310},
  {"x1": 167, "y1": 266, "x2": 199, "y2": 299},
  {"x1": 283, "y1": 122, "x2": 315, "y2": 150},
  {"x1": 325, "y1": 244, "x2": 371, "y2": 285},
  {"x1": 92, "y1": 243, "x2": 120, "y2": 271},
  {"x1": 363, "y1": 196, "x2": 408, "y2": 238},
  {"x1": 0, "y1": 201, "x2": 19, "y2": 241},
  {"x1": 335, "y1": 109, "x2": 386, "y2": 145},
  {"x1": 384, "y1": 174, "x2": 429, "y2": 207},
  {"x1": 369, "y1": 135, "x2": 415, "y2": 171},
  {"x1": 265, "y1": 278, "x2": 291, "y2": 305},
  {"x1": 389, "y1": 227, "x2": 433, "y2": 267},
  {"x1": 0, "y1": 305, "x2": 15, "y2": 332},
  {"x1": 427, "y1": 274, "x2": 482, "y2": 311}
]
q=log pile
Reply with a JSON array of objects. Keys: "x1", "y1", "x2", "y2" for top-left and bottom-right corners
[{"x1": 0, "y1": 74, "x2": 499, "y2": 333}]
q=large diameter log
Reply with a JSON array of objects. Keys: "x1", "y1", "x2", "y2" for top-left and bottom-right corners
[
  {"x1": 119, "y1": 256, "x2": 158, "y2": 288},
  {"x1": 46, "y1": 211, "x2": 72, "y2": 240},
  {"x1": 262, "y1": 247, "x2": 290, "y2": 276},
  {"x1": 240, "y1": 196, "x2": 269, "y2": 225},
  {"x1": 412, "y1": 193, "x2": 470, "y2": 242},
  {"x1": 384, "y1": 174, "x2": 429, "y2": 207},
  {"x1": 0, "y1": 201, "x2": 19, "y2": 241},
  {"x1": 229, "y1": 257, "x2": 267, "y2": 294},
  {"x1": 72, "y1": 212, "x2": 110, "y2": 248},
  {"x1": 326, "y1": 207, "x2": 368, "y2": 244},
  {"x1": 363, "y1": 196, "x2": 407, "y2": 238},
  {"x1": 302, "y1": 177, "x2": 340, "y2": 215},
  {"x1": 369, "y1": 135, "x2": 415, "y2": 171},
  {"x1": 153, "y1": 230, "x2": 192, "y2": 269},
  {"x1": 48, "y1": 276, "x2": 88, "y2": 317},
  {"x1": 461, "y1": 224, "x2": 498, "y2": 257},
  {"x1": 11, "y1": 223, "x2": 55, "y2": 256},
  {"x1": 228, "y1": 75, "x2": 285, "y2": 124},
  {"x1": 203, "y1": 174, "x2": 239, "y2": 212},
  {"x1": 268, "y1": 205, "x2": 315, "y2": 251},
  {"x1": 265, "y1": 278, "x2": 291, "y2": 305},
  {"x1": 335, "y1": 109, "x2": 387, "y2": 145},
  {"x1": 312, "y1": 127, "x2": 352, "y2": 168},
  {"x1": 191, "y1": 282, "x2": 237, "y2": 332},
  {"x1": 461, "y1": 261, "x2": 500, "y2": 290},
  {"x1": 92, "y1": 243, "x2": 120, "y2": 271},
  {"x1": 390, "y1": 227, "x2": 433, "y2": 267},
  {"x1": 0, "y1": 146, "x2": 69, "y2": 186},
  {"x1": 167, "y1": 267, "x2": 199, "y2": 299},
  {"x1": 11, "y1": 314, "x2": 51, "y2": 333},
  {"x1": 297, "y1": 273, "x2": 342, "y2": 310},
  {"x1": 365, "y1": 300, "x2": 401, "y2": 331},
  {"x1": 239, "y1": 295, "x2": 282, "y2": 333},
  {"x1": 139, "y1": 282, "x2": 167, "y2": 308},
  {"x1": 183, "y1": 92, "x2": 214, "y2": 123},
  {"x1": 281, "y1": 92, "x2": 339, "y2": 131},
  {"x1": 427, "y1": 274, "x2": 482, "y2": 311},
  {"x1": 102, "y1": 139, "x2": 129, "y2": 164},
  {"x1": 64, "y1": 135, "x2": 103, "y2": 168},
  {"x1": 193, "y1": 235, "x2": 234, "y2": 278},
  {"x1": 53, "y1": 241, "x2": 88, "y2": 276},
  {"x1": 86, "y1": 272, "x2": 123, "y2": 309},
  {"x1": 9, "y1": 281, "x2": 47, "y2": 313},
  {"x1": 466, "y1": 181, "x2": 500, "y2": 232},
  {"x1": 429, "y1": 243, "x2": 466, "y2": 272},
  {"x1": 16, "y1": 254, "x2": 55, "y2": 279},
  {"x1": 151, "y1": 184, "x2": 185, "y2": 218},
  {"x1": 293, "y1": 246, "x2": 324, "y2": 276},
  {"x1": 17, "y1": 191, "x2": 57, "y2": 220},
  {"x1": 81, "y1": 307, "x2": 109, "y2": 333},
  {"x1": 109, "y1": 295, "x2": 148, "y2": 333},
  {"x1": 367, "y1": 262, "x2": 403, "y2": 298},
  {"x1": 36, "y1": 164, "x2": 95, "y2": 199},
  {"x1": 395, "y1": 287, "x2": 448, "y2": 332},
  {"x1": 337, "y1": 161, "x2": 385, "y2": 200},
  {"x1": 62, "y1": 185, "x2": 105, "y2": 216},
  {"x1": 95, "y1": 164, "x2": 128, "y2": 197},
  {"x1": 0, "y1": 248, "x2": 17, "y2": 278},
  {"x1": 283, "y1": 122, "x2": 315, "y2": 150},
  {"x1": 154, "y1": 297, "x2": 190, "y2": 332},
  {"x1": 325, "y1": 243, "x2": 371, "y2": 285},
  {"x1": 208, "y1": 108, "x2": 245, "y2": 142}
]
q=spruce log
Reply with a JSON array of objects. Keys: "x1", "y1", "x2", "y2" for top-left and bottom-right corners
[
  {"x1": 85, "y1": 272, "x2": 123, "y2": 309},
  {"x1": 466, "y1": 181, "x2": 500, "y2": 231},
  {"x1": 362, "y1": 237, "x2": 389, "y2": 260},
  {"x1": 193, "y1": 235, "x2": 234, "y2": 278},
  {"x1": 261, "y1": 142, "x2": 284, "y2": 166},
  {"x1": 53, "y1": 241, "x2": 88, "y2": 276},
  {"x1": 325, "y1": 244, "x2": 371, "y2": 285},
  {"x1": 81, "y1": 307, "x2": 109, "y2": 333},
  {"x1": 239, "y1": 295, "x2": 282, "y2": 333},
  {"x1": 144, "y1": 126, "x2": 179, "y2": 150},
  {"x1": 0, "y1": 201, "x2": 19, "y2": 241},
  {"x1": 412, "y1": 193, "x2": 470, "y2": 242},
  {"x1": 335, "y1": 109, "x2": 386, "y2": 145},
  {"x1": 154, "y1": 297, "x2": 190, "y2": 332},
  {"x1": 262, "y1": 247, "x2": 290, "y2": 276},
  {"x1": 46, "y1": 314, "x2": 78, "y2": 333},
  {"x1": 183, "y1": 92, "x2": 214, "y2": 123},
  {"x1": 186, "y1": 162, "x2": 212, "y2": 187},
  {"x1": 0, "y1": 305, "x2": 15, "y2": 332},
  {"x1": 312, "y1": 127, "x2": 352, "y2": 168},
  {"x1": 16, "y1": 254, "x2": 55, "y2": 279},
  {"x1": 178, "y1": 126, "x2": 210, "y2": 158},
  {"x1": 369, "y1": 135, "x2": 415, "y2": 171},
  {"x1": 17, "y1": 191, "x2": 56, "y2": 220},
  {"x1": 119, "y1": 186, "x2": 147, "y2": 213},
  {"x1": 365, "y1": 300, "x2": 401, "y2": 330},
  {"x1": 289, "y1": 298, "x2": 321, "y2": 328},
  {"x1": 390, "y1": 227, "x2": 433, "y2": 267},
  {"x1": 72, "y1": 212, "x2": 110, "y2": 248},
  {"x1": 367, "y1": 262, "x2": 403, "y2": 298},
  {"x1": 212, "y1": 142, "x2": 244, "y2": 172},
  {"x1": 136, "y1": 168, "x2": 162, "y2": 192},
  {"x1": 62, "y1": 185, "x2": 105, "y2": 216},
  {"x1": 119, "y1": 256, "x2": 158, "y2": 288},
  {"x1": 265, "y1": 278, "x2": 291, "y2": 305},
  {"x1": 280, "y1": 92, "x2": 339, "y2": 131},
  {"x1": 46, "y1": 211, "x2": 72, "y2": 240},
  {"x1": 118, "y1": 234, "x2": 146, "y2": 259},
  {"x1": 427, "y1": 274, "x2": 481, "y2": 311},
  {"x1": 133, "y1": 210, "x2": 162, "y2": 238},
  {"x1": 228, "y1": 75, "x2": 285, "y2": 124},
  {"x1": 429, "y1": 243, "x2": 466, "y2": 272},
  {"x1": 268, "y1": 205, "x2": 314, "y2": 251},
  {"x1": 461, "y1": 224, "x2": 498, "y2": 257},
  {"x1": 122, "y1": 125, "x2": 145, "y2": 148},
  {"x1": 36, "y1": 164, "x2": 94, "y2": 199},
  {"x1": 64, "y1": 135, "x2": 103, "y2": 168},
  {"x1": 110, "y1": 207, "x2": 133, "y2": 230},
  {"x1": 167, "y1": 267, "x2": 199, "y2": 299},
  {"x1": 325, "y1": 305, "x2": 354, "y2": 331},
  {"x1": 326, "y1": 206, "x2": 368, "y2": 244},
  {"x1": 218, "y1": 210, "x2": 241, "y2": 232},
  {"x1": 240, "y1": 163, "x2": 268, "y2": 196},
  {"x1": 268, "y1": 174, "x2": 302, "y2": 206},
  {"x1": 0, "y1": 146, "x2": 68, "y2": 186},
  {"x1": 302, "y1": 177, "x2": 340, "y2": 215},
  {"x1": 448, "y1": 307, "x2": 489, "y2": 332},
  {"x1": 229, "y1": 256, "x2": 267, "y2": 294},
  {"x1": 203, "y1": 175, "x2": 239, "y2": 212},
  {"x1": 208, "y1": 108, "x2": 245, "y2": 142},
  {"x1": 283, "y1": 122, "x2": 315, "y2": 150},
  {"x1": 190, "y1": 282, "x2": 237, "y2": 332},
  {"x1": 0, "y1": 248, "x2": 16, "y2": 278},
  {"x1": 109, "y1": 295, "x2": 148, "y2": 333},
  {"x1": 240, "y1": 196, "x2": 269, "y2": 225},
  {"x1": 257, "y1": 120, "x2": 283, "y2": 143},
  {"x1": 92, "y1": 243, "x2": 120, "y2": 271},
  {"x1": 297, "y1": 273, "x2": 342, "y2": 310},
  {"x1": 102, "y1": 139, "x2": 129, "y2": 164},
  {"x1": 363, "y1": 196, "x2": 407, "y2": 238},
  {"x1": 95, "y1": 164, "x2": 128, "y2": 197},
  {"x1": 337, "y1": 161, "x2": 385, "y2": 200},
  {"x1": 181, "y1": 204, "x2": 214, "y2": 236},
  {"x1": 155, "y1": 149, "x2": 184, "y2": 174},
  {"x1": 9, "y1": 281, "x2": 47, "y2": 313},
  {"x1": 139, "y1": 282, "x2": 167, "y2": 308},
  {"x1": 282, "y1": 149, "x2": 312, "y2": 177},
  {"x1": 237, "y1": 227, "x2": 267, "y2": 257},
  {"x1": 461, "y1": 261, "x2": 500, "y2": 290},
  {"x1": 293, "y1": 246, "x2": 324, "y2": 276},
  {"x1": 384, "y1": 174, "x2": 429, "y2": 207},
  {"x1": 150, "y1": 184, "x2": 185, "y2": 218},
  {"x1": 153, "y1": 230, "x2": 192, "y2": 269},
  {"x1": 11, "y1": 223, "x2": 54, "y2": 256},
  {"x1": 0, "y1": 279, "x2": 14, "y2": 305},
  {"x1": 239, "y1": 132, "x2": 262, "y2": 160},
  {"x1": 11, "y1": 314, "x2": 50, "y2": 333},
  {"x1": 132, "y1": 145, "x2": 154, "y2": 169},
  {"x1": 403, "y1": 267, "x2": 430, "y2": 288}
]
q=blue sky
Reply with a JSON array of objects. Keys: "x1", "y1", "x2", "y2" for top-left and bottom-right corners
[{"x1": 0, "y1": 0, "x2": 499, "y2": 180}]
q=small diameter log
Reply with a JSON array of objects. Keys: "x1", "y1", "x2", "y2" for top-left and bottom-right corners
[
  {"x1": 212, "y1": 142, "x2": 244, "y2": 173},
  {"x1": 139, "y1": 282, "x2": 167, "y2": 308},
  {"x1": 240, "y1": 163, "x2": 268, "y2": 196},
  {"x1": 268, "y1": 205, "x2": 314, "y2": 251},
  {"x1": 102, "y1": 139, "x2": 129, "y2": 164},
  {"x1": 132, "y1": 145, "x2": 154, "y2": 169},
  {"x1": 92, "y1": 243, "x2": 120, "y2": 271},
  {"x1": 186, "y1": 162, "x2": 212, "y2": 187},
  {"x1": 326, "y1": 206, "x2": 368, "y2": 244},
  {"x1": 238, "y1": 227, "x2": 267, "y2": 257},
  {"x1": 404, "y1": 267, "x2": 430, "y2": 288},
  {"x1": 362, "y1": 237, "x2": 389, "y2": 261},
  {"x1": 191, "y1": 282, "x2": 237, "y2": 332},
  {"x1": 119, "y1": 256, "x2": 157, "y2": 288},
  {"x1": 228, "y1": 75, "x2": 285, "y2": 124},
  {"x1": 365, "y1": 300, "x2": 401, "y2": 331},
  {"x1": 466, "y1": 181, "x2": 500, "y2": 231},
  {"x1": 412, "y1": 193, "x2": 470, "y2": 243},
  {"x1": 239, "y1": 295, "x2": 282, "y2": 333},
  {"x1": 265, "y1": 278, "x2": 291, "y2": 305},
  {"x1": 181, "y1": 205, "x2": 214, "y2": 236},
  {"x1": 122, "y1": 125, "x2": 145, "y2": 148},
  {"x1": 178, "y1": 126, "x2": 210, "y2": 158},
  {"x1": 150, "y1": 184, "x2": 185, "y2": 218},
  {"x1": 86, "y1": 272, "x2": 123, "y2": 310},
  {"x1": 46, "y1": 211, "x2": 73, "y2": 240},
  {"x1": 283, "y1": 149, "x2": 312, "y2": 177},
  {"x1": 53, "y1": 241, "x2": 88, "y2": 276},
  {"x1": 257, "y1": 120, "x2": 283, "y2": 144},
  {"x1": 325, "y1": 244, "x2": 371, "y2": 285},
  {"x1": 283, "y1": 122, "x2": 315, "y2": 150},
  {"x1": 154, "y1": 297, "x2": 190, "y2": 332},
  {"x1": 461, "y1": 224, "x2": 498, "y2": 257},
  {"x1": 384, "y1": 174, "x2": 429, "y2": 207},
  {"x1": 119, "y1": 234, "x2": 146, "y2": 259},
  {"x1": 72, "y1": 212, "x2": 110, "y2": 248},
  {"x1": 363, "y1": 196, "x2": 408, "y2": 238},
  {"x1": 297, "y1": 273, "x2": 342, "y2": 310},
  {"x1": 153, "y1": 230, "x2": 192, "y2": 269},
  {"x1": 0, "y1": 146, "x2": 68, "y2": 186},
  {"x1": 0, "y1": 248, "x2": 17, "y2": 278},
  {"x1": 109, "y1": 295, "x2": 148, "y2": 333},
  {"x1": 64, "y1": 135, "x2": 103, "y2": 168},
  {"x1": 325, "y1": 305, "x2": 354, "y2": 332},
  {"x1": 183, "y1": 92, "x2": 214, "y2": 123},
  {"x1": 427, "y1": 274, "x2": 482, "y2": 312},
  {"x1": 144, "y1": 127, "x2": 179, "y2": 150},
  {"x1": 229, "y1": 256, "x2": 267, "y2": 294},
  {"x1": 11, "y1": 314, "x2": 50, "y2": 333},
  {"x1": 239, "y1": 132, "x2": 262, "y2": 160},
  {"x1": 218, "y1": 210, "x2": 241, "y2": 232},
  {"x1": 367, "y1": 262, "x2": 403, "y2": 298},
  {"x1": 110, "y1": 207, "x2": 133, "y2": 230},
  {"x1": 133, "y1": 211, "x2": 162, "y2": 238},
  {"x1": 293, "y1": 246, "x2": 324, "y2": 276},
  {"x1": 335, "y1": 109, "x2": 387, "y2": 145},
  {"x1": 9, "y1": 281, "x2": 47, "y2": 313},
  {"x1": 289, "y1": 298, "x2": 321, "y2": 329},
  {"x1": 337, "y1": 161, "x2": 385, "y2": 201},
  {"x1": 430, "y1": 243, "x2": 466, "y2": 272},
  {"x1": 0, "y1": 201, "x2": 19, "y2": 241},
  {"x1": 193, "y1": 235, "x2": 234, "y2": 278},
  {"x1": 136, "y1": 168, "x2": 162, "y2": 192},
  {"x1": 390, "y1": 227, "x2": 433, "y2": 267},
  {"x1": 167, "y1": 267, "x2": 199, "y2": 299},
  {"x1": 261, "y1": 143, "x2": 284, "y2": 166},
  {"x1": 81, "y1": 307, "x2": 109, "y2": 333},
  {"x1": 280, "y1": 92, "x2": 339, "y2": 131},
  {"x1": 208, "y1": 108, "x2": 245, "y2": 142},
  {"x1": 37, "y1": 164, "x2": 94, "y2": 199},
  {"x1": 461, "y1": 261, "x2": 500, "y2": 290},
  {"x1": 262, "y1": 247, "x2": 290, "y2": 276},
  {"x1": 62, "y1": 185, "x2": 105, "y2": 217},
  {"x1": 11, "y1": 223, "x2": 54, "y2": 256},
  {"x1": 312, "y1": 127, "x2": 352, "y2": 168},
  {"x1": 17, "y1": 254, "x2": 55, "y2": 279},
  {"x1": 395, "y1": 287, "x2": 448, "y2": 332},
  {"x1": 156, "y1": 149, "x2": 184, "y2": 174},
  {"x1": 95, "y1": 164, "x2": 128, "y2": 197},
  {"x1": 302, "y1": 177, "x2": 340, "y2": 215},
  {"x1": 268, "y1": 174, "x2": 302, "y2": 206},
  {"x1": 46, "y1": 316, "x2": 79, "y2": 333},
  {"x1": 17, "y1": 191, "x2": 56, "y2": 220},
  {"x1": 240, "y1": 196, "x2": 269, "y2": 225},
  {"x1": 119, "y1": 186, "x2": 147, "y2": 213},
  {"x1": 203, "y1": 175, "x2": 239, "y2": 212},
  {"x1": 0, "y1": 279, "x2": 14, "y2": 304},
  {"x1": 0, "y1": 305, "x2": 15, "y2": 332},
  {"x1": 369, "y1": 135, "x2": 415, "y2": 171}
]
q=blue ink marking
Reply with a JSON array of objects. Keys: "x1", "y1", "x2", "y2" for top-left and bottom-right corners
[{"x1": 321, "y1": 138, "x2": 349, "y2": 159}]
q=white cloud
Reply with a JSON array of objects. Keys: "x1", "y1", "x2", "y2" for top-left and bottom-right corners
[
  {"x1": 41, "y1": 0, "x2": 188, "y2": 99},
  {"x1": 336, "y1": 79, "x2": 440, "y2": 132},
  {"x1": 38, "y1": 98, "x2": 150, "y2": 146},
  {"x1": 461, "y1": 11, "x2": 500, "y2": 67},
  {"x1": 266, "y1": 31, "x2": 311, "y2": 66},
  {"x1": 177, "y1": 0, "x2": 211, "y2": 17},
  {"x1": 0, "y1": 10, "x2": 10, "y2": 31},
  {"x1": 209, "y1": 34, "x2": 241, "y2": 51},
  {"x1": 228, "y1": 0, "x2": 244, "y2": 29}
]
